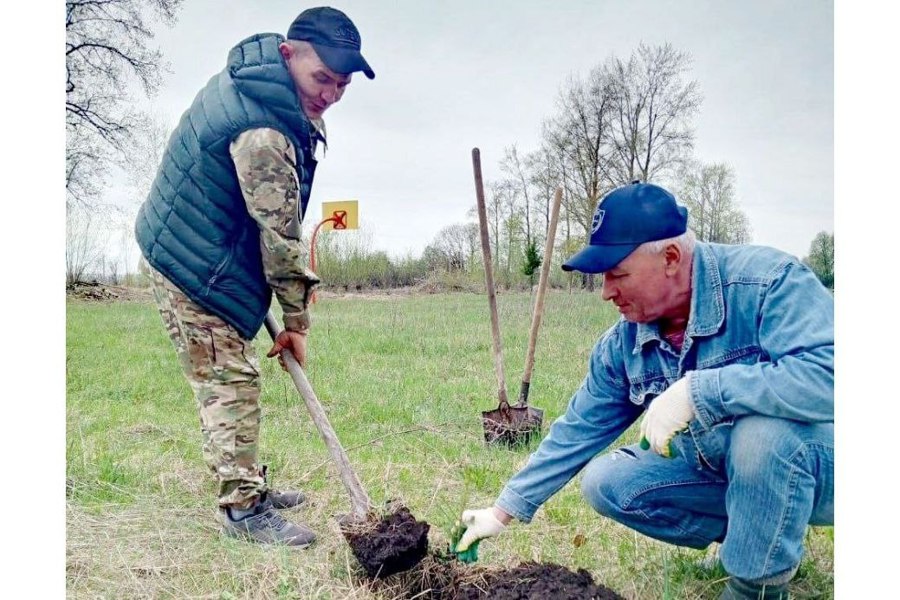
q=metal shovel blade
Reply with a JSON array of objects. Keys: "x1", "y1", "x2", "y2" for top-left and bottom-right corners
[{"x1": 482, "y1": 401, "x2": 544, "y2": 447}]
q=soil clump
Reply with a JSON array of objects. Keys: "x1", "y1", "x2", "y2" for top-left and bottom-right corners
[{"x1": 341, "y1": 506, "x2": 431, "y2": 578}]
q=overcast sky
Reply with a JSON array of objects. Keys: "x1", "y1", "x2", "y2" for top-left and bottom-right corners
[{"x1": 141, "y1": 0, "x2": 833, "y2": 260}]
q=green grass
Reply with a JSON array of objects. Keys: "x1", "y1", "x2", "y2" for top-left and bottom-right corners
[{"x1": 66, "y1": 291, "x2": 834, "y2": 599}]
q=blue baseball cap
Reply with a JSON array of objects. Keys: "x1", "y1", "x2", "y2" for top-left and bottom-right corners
[
  {"x1": 287, "y1": 7, "x2": 375, "y2": 79},
  {"x1": 561, "y1": 182, "x2": 688, "y2": 274}
]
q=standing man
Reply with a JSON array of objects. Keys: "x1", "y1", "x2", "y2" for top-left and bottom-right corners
[
  {"x1": 135, "y1": 7, "x2": 375, "y2": 547},
  {"x1": 456, "y1": 182, "x2": 833, "y2": 599}
]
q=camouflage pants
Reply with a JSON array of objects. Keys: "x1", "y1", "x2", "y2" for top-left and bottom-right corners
[{"x1": 142, "y1": 259, "x2": 267, "y2": 509}]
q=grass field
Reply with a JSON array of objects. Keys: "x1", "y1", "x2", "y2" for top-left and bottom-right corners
[{"x1": 66, "y1": 290, "x2": 834, "y2": 599}]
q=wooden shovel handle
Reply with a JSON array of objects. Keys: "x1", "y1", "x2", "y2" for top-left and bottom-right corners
[
  {"x1": 519, "y1": 187, "x2": 563, "y2": 403},
  {"x1": 472, "y1": 148, "x2": 509, "y2": 407},
  {"x1": 264, "y1": 312, "x2": 372, "y2": 518}
]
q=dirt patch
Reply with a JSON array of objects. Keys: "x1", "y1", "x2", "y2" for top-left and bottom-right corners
[
  {"x1": 341, "y1": 505, "x2": 431, "y2": 578},
  {"x1": 66, "y1": 281, "x2": 151, "y2": 303},
  {"x1": 373, "y1": 556, "x2": 625, "y2": 600},
  {"x1": 452, "y1": 562, "x2": 625, "y2": 599}
]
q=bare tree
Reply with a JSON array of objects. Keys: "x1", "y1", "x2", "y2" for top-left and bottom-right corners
[
  {"x1": 500, "y1": 145, "x2": 535, "y2": 248},
  {"x1": 124, "y1": 112, "x2": 172, "y2": 202},
  {"x1": 607, "y1": 43, "x2": 702, "y2": 184},
  {"x1": 678, "y1": 161, "x2": 752, "y2": 244},
  {"x1": 468, "y1": 180, "x2": 512, "y2": 276},
  {"x1": 538, "y1": 139, "x2": 580, "y2": 285},
  {"x1": 118, "y1": 217, "x2": 137, "y2": 280},
  {"x1": 525, "y1": 144, "x2": 562, "y2": 239},
  {"x1": 540, "y1": 68, "x2": 620, "y2": 292},
  {"x1": 502, "y1": 203, "x2": 524, "y2": 285},
  {"x1": 543, "y1": 68, "x2": 618, "y2": 242},
  {"x1": 112, "y1": 112, "x2": 173, "y2": 277},
  {"x1": 66, "y1": 206, "x2": 105, "y2": 284},
  {"x1": 425, "y1": 223, "x2": 478, "y2": 272},
  {"x1": 66, "y1": 0, "x2": 182, "y2": 208},
  {"x1": 481, "y1": 43, "x2": 702, "y2": 292},
  {"x1": 463, "y1": 222, "x2": 480, "y2": 269}
]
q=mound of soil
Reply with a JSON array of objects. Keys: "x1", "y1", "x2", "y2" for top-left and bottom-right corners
[
  {"x1": 341, "y1": 506, "x2": 430, "y2": 579},
  {"x1": 373, "y1": 555, "x2": 625, "y2": 600},
  {"x1": 453, "y1": 562, "x2": 625, "y2": 600}
]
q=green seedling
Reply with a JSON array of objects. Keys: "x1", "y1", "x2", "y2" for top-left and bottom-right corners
[
  {"x1": 640, "y1": 436, "x2": 677, "y2": 458},
  {"x1": 449, "y1": 519, "x2": 481, "y2": 564}
]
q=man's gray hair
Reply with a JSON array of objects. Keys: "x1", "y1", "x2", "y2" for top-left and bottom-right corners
[{"x1": 635, "y1": 229, "x2": 697, "y2": 256}]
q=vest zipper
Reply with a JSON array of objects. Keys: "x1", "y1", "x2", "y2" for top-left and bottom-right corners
[{"x1": 207, "y1": 248, "x2": 234, "y2": 289}]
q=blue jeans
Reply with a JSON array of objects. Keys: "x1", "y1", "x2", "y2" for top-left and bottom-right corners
[{"x1": 580, "y1": 415, "x2": 833, "y2": 583}]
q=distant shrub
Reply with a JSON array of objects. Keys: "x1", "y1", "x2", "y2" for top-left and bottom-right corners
[{"x1": 314, "y1": 229, "x2": 431, "y2": 290}]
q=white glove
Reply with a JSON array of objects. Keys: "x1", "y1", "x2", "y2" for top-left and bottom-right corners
[
  {"x1": 456, "y1": 507, "x2": 507, "y2": 552},
  {"x1": 639, "y1": 375, "x2": 694, "y2": 457}
]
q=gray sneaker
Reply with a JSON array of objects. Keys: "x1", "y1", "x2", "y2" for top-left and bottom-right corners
[
  {"x1": 219, "y1": 497, "x2": 316, "y2": 547},
  {"x1": 260, "y1": 465, "x2": 306, "y2": 510},
  {"x1": 269, "y1": 489, "x2": 307, "y2": 509}
]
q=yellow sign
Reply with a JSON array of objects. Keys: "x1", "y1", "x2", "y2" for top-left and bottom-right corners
[{"x1": 321, "y1": 200, "x2": 359, "y2": 231}]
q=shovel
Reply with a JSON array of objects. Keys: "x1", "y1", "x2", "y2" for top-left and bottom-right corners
[
  {"x1": 471, "y1": 148, "x2": 540, "y2": 447},
  {"x1": 263, "y1": 312, "x2": 429, "y2": 577},
  {"x1": 514, "y1": 186, "x2": 563, "y2": 424}
]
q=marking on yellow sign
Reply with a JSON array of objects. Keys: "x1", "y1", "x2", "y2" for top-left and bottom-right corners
[{"x1": 321, "y1": 201, "x2": 359, "y2": 230}]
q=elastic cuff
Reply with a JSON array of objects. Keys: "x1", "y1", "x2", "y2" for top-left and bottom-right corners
[
  {"x1": 282, "y1": 311, "x2": 310, "y2": 332},
  {"x1": 496, "y1": 486, "x2": 541, "y2": 523}
]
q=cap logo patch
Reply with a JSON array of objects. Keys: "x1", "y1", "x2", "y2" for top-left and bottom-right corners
[
  {"x1": 334, "y1": 25, "x2": 360, "y2": 45},
  {"x1": 591, "y1": 209, "x2": 605, "y2": 234}
]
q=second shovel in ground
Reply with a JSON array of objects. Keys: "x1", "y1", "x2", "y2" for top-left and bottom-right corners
[
  {"x1": 509, "y1": 186, "x2": 563, "y2": 438},
  {"x1": 471, "y1": 148, "x2": 558, "y2": 447}
]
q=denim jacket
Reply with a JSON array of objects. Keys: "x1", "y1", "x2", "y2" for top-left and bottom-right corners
[{"x1": 496, "y1": 242, "x2": 834, "y2": 523}]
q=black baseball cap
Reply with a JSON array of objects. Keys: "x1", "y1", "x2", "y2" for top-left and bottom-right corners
[
  {"x1": 561, "y1": 182, "x2": 689, "y2": 274},
  {"x1": 287, "y1": 7, "x2": 375, "y2": 79}
]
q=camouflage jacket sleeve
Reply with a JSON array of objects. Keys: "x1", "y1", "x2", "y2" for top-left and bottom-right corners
[{"x1": 230, "y1": 128, "x2": 320, "y2": 332}]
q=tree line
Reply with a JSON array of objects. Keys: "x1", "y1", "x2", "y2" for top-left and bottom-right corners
[
  {"x1": 65, "y1": 5, "x2": 833, "y2": 292},
  {"x1": 421, "y1": 43, "x2": 756, "y2": 291}
]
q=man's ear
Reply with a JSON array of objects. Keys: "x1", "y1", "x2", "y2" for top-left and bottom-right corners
[
  {"x1": 278, "y1": 42, "x2": 292, "y2": 61},
  {"x1": 663, "y1": 243, "x2": 682, "y2": 276}
]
